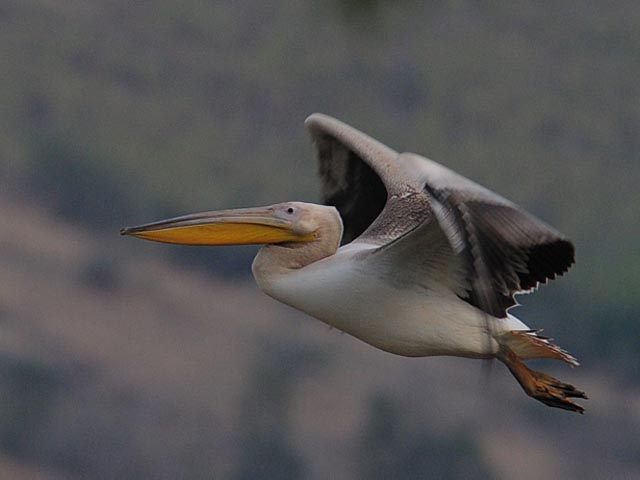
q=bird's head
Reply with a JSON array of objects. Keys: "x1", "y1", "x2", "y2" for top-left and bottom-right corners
[{"x1": 120, "y1": 201, "x2": 342, "y2": 254}]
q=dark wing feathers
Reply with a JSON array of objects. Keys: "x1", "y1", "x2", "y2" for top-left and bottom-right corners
[
  {"x1": 424, "y1": 184, "x2": 575, "y2": 317},
  {"x1": 307, "y1": 114, "x2": 575, "y2": 319},
  {"x1": 306, "y1": 113, "x2": 410, "y2": 245},
  {"x1": 316, "y1": 138, "x2": 387, "y2": 244}
]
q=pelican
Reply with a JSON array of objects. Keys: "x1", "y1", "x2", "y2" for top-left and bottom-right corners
[{"x1": 121, "y1": 114, "x2": 586, "y2": 413}]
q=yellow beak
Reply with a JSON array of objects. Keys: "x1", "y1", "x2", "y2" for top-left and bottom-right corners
[{"x1": 120, "y1": 206, "x2": 315, "y2": 246}]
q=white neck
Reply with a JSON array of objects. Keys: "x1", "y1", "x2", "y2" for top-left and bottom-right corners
[{"x1": 251, "y1": 207, "x2": 342, "y2": 289}]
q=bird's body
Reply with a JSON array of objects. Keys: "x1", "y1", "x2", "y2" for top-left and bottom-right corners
[
  {"x1": 122, "y1": 113, "x2": 587, "y2": 412},
  {"x1": 256, "y1": 238, "x2": 526, "y2": 359}
]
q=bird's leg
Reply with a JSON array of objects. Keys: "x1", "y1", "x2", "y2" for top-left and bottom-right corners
[{"x1": 498, "y1": 347, "x2": 587, "y2": 413}]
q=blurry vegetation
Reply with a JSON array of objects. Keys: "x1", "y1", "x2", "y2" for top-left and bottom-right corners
[
  {"x1": 234, "y1": 343, "x2": 327, "y2": 480},
  {"x1": 359, "y1": 394, "x2": 495, "y2": 479},
  {"x1": 167, "y1": 244, "x2": 260, "y2": 278},
  {"x1": 0, "y1": 357, "x2": 62, "y2": 458},
  {"x1": 78, "y1": 255, "x2": 122, "y2": 292},
  {"x1": 28, "y1": 134, "x2": 132, "y2": 230}
]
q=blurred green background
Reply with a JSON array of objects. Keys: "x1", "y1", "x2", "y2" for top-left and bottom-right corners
[{"x1": 1, "y1": 1, "x2": 639, "y2": 479}]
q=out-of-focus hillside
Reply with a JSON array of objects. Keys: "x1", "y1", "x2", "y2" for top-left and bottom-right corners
[
  {"x1": 1, "y1": 0, "x2": 640, "y2": 478},
  {"x1": 1, "y1": 196, "x2": 639, "y2": 479},
  {"x1": 2, "y1": 0, "x2": 639, "y2": 373}
]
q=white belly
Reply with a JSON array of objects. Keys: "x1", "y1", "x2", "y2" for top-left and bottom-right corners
[{"x1": 256, "y1": 250, "x2": 528, "y2": 358}]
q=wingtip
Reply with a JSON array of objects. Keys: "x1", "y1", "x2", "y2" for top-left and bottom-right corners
[{"x1": 304, "y1": 112, "x2": 333, "y2": 131}]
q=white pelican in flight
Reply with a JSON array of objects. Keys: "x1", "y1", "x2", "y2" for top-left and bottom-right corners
[{"x1": 121, "y1": 114, "x2": 586, "y2": 413}]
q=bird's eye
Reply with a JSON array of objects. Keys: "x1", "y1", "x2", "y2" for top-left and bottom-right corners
[{"x1": 286, "y1": 207, "x2": 294, "y2": 214}]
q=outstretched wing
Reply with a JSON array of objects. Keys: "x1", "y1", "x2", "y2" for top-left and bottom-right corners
[
  {"x1": 374, "y1": 153, "x2": 575, "y2": 318},
  {"x1": 306, "y1": 114, "x2": 575, "y2": 319},
  {"x1": 306, "y1": 113, "x2": 428, "y2": 245}
]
